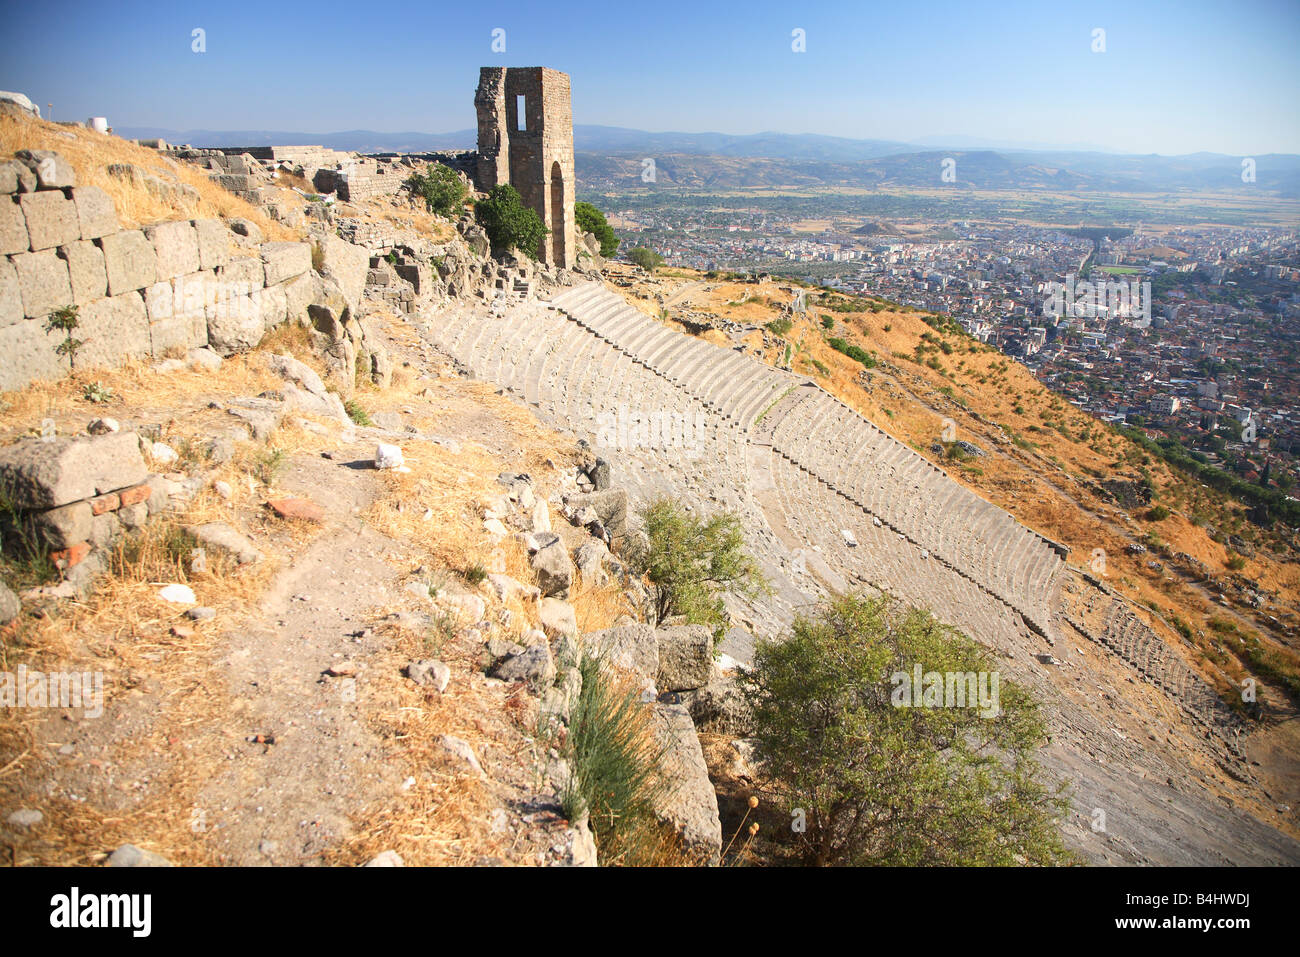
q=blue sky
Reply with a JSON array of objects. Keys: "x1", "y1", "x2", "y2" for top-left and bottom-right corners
[{"x1": 2, "y1": 0, "x2": 1297, "y2": 155}]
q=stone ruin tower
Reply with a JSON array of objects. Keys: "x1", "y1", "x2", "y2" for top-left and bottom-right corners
[{"x1": 474, "y1": 66, "x2": 575, "y2": 270}]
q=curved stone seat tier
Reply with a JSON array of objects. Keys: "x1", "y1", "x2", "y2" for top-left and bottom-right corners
[{"x1": 435, "y1": 282, "x2": 1066, "y2": 641}]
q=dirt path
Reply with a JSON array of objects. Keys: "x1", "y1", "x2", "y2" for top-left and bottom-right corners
[{"x1": 194, "y1": 449, "x2": 410, "y2": 864}]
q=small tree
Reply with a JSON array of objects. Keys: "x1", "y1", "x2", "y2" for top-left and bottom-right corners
[
  {"x1": 743, "y1": 593, "x2": 1072, "y2": 866},
  {"x1": 627, "y1": 498, "x2": 766, "y2": 642},
  {"x1": 475, "y1": 184, "x2": 547, "y2": 259},
  {"x1": 626, "y1": 246, "x2": 664, "y2": 274},
  {"x1": 405, "y1": 164, "x2": 468, "y2": 217},
  {"x1": 45, "y1": 305, "x2": 83, "y2": 369},
  {"x1": 575, "y1": 201, "x2": 619, "y2": 257}
]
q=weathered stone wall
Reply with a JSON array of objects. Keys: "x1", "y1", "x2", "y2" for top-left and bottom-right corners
[
  {"x1": 475, "y1": 66, "x2": 575, "y2": 269},
  {"x1": 0, "y1": 149, "x2": 318, "y2": 393}
]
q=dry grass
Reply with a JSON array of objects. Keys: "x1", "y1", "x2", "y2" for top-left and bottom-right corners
[
  {"x1": 0, "y1": 112, "x2": 296, "y2": 239},
  {"x1": 0, "y1": 507, "x2": 276, "y2": 865}
]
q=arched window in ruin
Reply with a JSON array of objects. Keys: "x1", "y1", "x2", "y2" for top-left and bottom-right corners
[{"x1": 550, "y1": 161, "x2": 565, "y2": 265}]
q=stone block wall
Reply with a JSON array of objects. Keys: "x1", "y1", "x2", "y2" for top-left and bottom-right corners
[{"x1": 0, "y1": 149, "x2": 319, "y2": 393}]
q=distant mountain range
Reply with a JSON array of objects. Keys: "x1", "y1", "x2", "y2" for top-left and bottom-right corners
[{"x1": 113, "y1": 124, "x2": 1300, "y2": 196}]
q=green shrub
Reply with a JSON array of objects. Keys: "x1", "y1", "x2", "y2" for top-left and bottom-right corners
[
  {"x1": 742, "y1": 593, "x2": 1073, "y2": 866},
  {"x1": 627, "y1": 246, "x2": 664, "y2": 273},
  {"x1": 1146, "y1": 505, "x2": 1171, "y2": 521},
  {"x1": 765, "y1": 318, "x2": 793, "y2": 336},
  {"x1": 344, "y1": 399, "x2": 372, "y2": 426},
  {"x1": 405, "y1": 164, "x2": 468, "y2": 217},
  {"x1": 475, "y1": 184, "x2": 547, "y2": 259},
  {"x1": 575, "y1": 201, "x2": 620, "y2": 257},
  {"x1": 827, "y1": 337, "x2": 877, "y2": 369},
  {"x1": 626, "y1": 498, "x2": 766, "y2": 643},
  {"x1": 45, "y1": 305, "x2": 83, "y2": 368}
]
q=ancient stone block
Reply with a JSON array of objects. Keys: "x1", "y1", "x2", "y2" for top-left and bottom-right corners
[
  {"x1": 71, "y1": 186, "x2": 118, "y2": 240},
  {"x1": 259, "y1": 242, "x2": 310, "y2": 285},
  {"x1": 18, "y1": 190, "x2": 80, "y2": 251},
  {"x1": 206, "y1": 293, "x2": 263, "y2": 355},
  {"x1": 0, "y1": 258, "x2": 22, "y2": 327},
  {"x1": 256, "y1": 282, "x2": 288, "y2": 328},
  {"x1": 58, "y1": 239, "x2": 108, "y2": 304},
  {"x1": 281, "y1": 271, "x2": 317, "y2": 326},
  {"x1": 0, "y1": 160, "x2": 37, "y2": 196},
  {"x1": 218, "y1": 255, "x2": 263, "y2": 290},
  {"x1": 0, "y1": 316, "x2": 68, "y2": 390},
  {"x1": 11, "y1": 248, "x2": 73, "y2": 318},
  {"x1": 149, "y1": 310, "x2": 208, "y2": 354},
  {"x1": 76, "y1": 290, "x2": 151, "y2": 369},
  {"x1": 0, "y1": 432, "x2": 149, "y2": 509},
  {"x1": 99, "y1": 229, "x2": 158, "y2": 295},
  {"x1": 655, "y1": 625, "x2": 714, "y2": 692},
  {"x1": 15, "y1": 150, "x2": 76, "y2": 190},
  {"x1": 315, "y1": 235, "x2": 367, "y2": 310},
  {"x1": 145, "y1": 220, "x2": 201, "y2": 280},
  {"x1": 191, "y1": 218, "x2": 231, "y2": 270},
  {"x1": 0, "y1": 196, "x2": 28, "y2": 255},
  {"x1": 148, "y1": 272, "x2": 216, "y2": 324}
]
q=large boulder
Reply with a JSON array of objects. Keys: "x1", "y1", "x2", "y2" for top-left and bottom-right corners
[{"x1": 650, "y1": 702, "x2": 722, "y2": 865}]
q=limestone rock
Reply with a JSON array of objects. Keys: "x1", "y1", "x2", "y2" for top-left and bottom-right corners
[
  {"x1": 106, "y1": 844, "x2": 173, "y2": 867},
  {"x1": 650, "y1": 702, "x2": 722, "y2": 865},
  {"x1": 538, "y1": 597, "x2": 577, "y2": 639},
  {"x1": 185, "y1": 521, "x2": 263, "y2": 566},
  {"x1": 583, "y1": 623, "x2": 658, "y2": 687},
  {"x1": 655, "y1": 624, "x2": 714, "y2": 692},
  {"x1": 531, "y1": 538, "x2": 574, "y2": 598}
]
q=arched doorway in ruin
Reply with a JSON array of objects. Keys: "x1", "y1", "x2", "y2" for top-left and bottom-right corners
[{"x1": 550, "y1": 161, "x2": 565, "y2": 266}]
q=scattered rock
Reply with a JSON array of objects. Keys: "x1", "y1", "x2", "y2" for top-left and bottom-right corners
[
  {"x1": 490, "y1": 642, "x2": 556, "y2": 689},
  {"x1": 149, "y1": 441, "x2": 179, "y2": 466},
  {"x1": 106, "y1": 844, "x2": 174, "y2": 867},
  {"x1": 0, "y1": 580, "x2": 21, "y2": 625},
  {"x1": 364, "y1": 851, "x2": 405, "y2": 867},
  {"x1": 440, "y1": 734, "x2": 486, "y2": 778},
  {"x1": 186, "y1": 606, "x2": 216, "y2": 620},
  {"x1": 87, "y1": 417, "x2": 119, "y2": 435},
  {"x1": 538, "y1": 597, "x2": 578, "y2": 638},
  {"x1": 266, "y1": 496, "x2": 325, "y2": 523},
  {"x1": 375, "y1": 443, "x2": 404, "y2": 470},
  {"x1": 6, "y1": 808, "x2": 42, "y2": 830},
  {"x1": 158, "y1": 583, "x2": 196, "y2": 604},
  {"x1": 407, "y1": 659, "x2": 451, "y2": 692},
  {"x1": 574, "y1": 539, "x2": 610, "y2": 585},
  {"x1": 186, "y1": 521, "x2": 263, "y2": 566}
]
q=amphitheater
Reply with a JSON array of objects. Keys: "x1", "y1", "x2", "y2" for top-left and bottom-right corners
[{"x1": 427, "y1": 280, "x2": 1300, "y2": 865}]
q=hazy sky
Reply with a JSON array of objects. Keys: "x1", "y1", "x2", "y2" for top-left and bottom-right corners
[{"x1": 2, "y1": 0, "x2": 1298, "y2": 155}]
